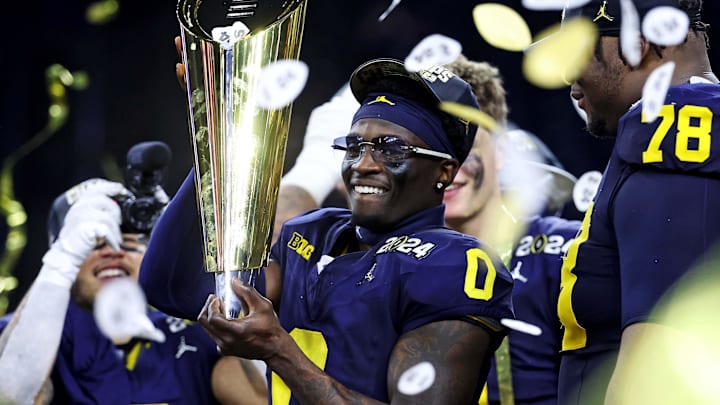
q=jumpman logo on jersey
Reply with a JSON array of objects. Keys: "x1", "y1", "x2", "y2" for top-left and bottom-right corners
[
  {"x1": 175, "y1": 336, "x2": 197, "y2": 359},
  {"x1": 367, "y1": 95, "x2": 396, "y2": 106},
  {"x1": 510, "y1": 261, "x2": 528, "y2": 283},
  {"x1": 593, "y1": 0, "x2": 615, "y2": 22},
  {"x1": 357, "y1": 263, "x2": 377, "y2": 286}
]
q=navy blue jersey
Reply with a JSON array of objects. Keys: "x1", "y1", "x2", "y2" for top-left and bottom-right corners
[
  {"x1": 558, "y1": 83, "x2": 720, "y2": 404},
  {"x1": 2, "y1": 303, "x2": 220, "y2": 404},
  {"x1": 485, "y1": 215, "x2": 580, "y2": 405},
  {"x1": 269, "y1": 205, "x2": 514, "y2": 404}
]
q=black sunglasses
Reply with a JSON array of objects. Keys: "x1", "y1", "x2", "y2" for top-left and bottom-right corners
[{"x1": 332, "y1": 135, "x2": 453, "y2": 163}]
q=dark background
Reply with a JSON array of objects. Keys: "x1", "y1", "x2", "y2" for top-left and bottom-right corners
[{"x1": 1, "y1": 0, "x2": 718, "y2": 311}]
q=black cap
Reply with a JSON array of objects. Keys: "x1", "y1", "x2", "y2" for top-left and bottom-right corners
[
  {"x1": 349, "y1": 58, "x2": 481, "y2": 163},
  {"x1": 563, "y1": 0, "x2": 693, "y2": 34}
]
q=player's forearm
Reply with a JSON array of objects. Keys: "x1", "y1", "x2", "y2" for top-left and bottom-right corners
[
  {"x1": 0, "y1": 280, "x2": 68, "y2": 404},
  {"x1": 266, "y1": 335, "x2": 387, "y2": 405}
]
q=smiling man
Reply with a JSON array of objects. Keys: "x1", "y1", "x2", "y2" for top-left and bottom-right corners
[{"x1": 141, "y1": 58, "x2": 515, "y2": 404}]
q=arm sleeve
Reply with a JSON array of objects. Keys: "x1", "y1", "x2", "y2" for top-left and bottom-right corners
[
  {"x1": 0, "y1": 281, "x2": 72, "y2": 404},
  {"x1": 140, "y1": 169, "x2": 214, "y2": 320},
  {"x1": 615, "y1": 170, "x2": 720, "y2": 328}
]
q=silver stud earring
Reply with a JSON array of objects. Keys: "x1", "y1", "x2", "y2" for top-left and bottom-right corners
[{"x1": 436, "y1": 182, "x2": 444, "y2": 191}]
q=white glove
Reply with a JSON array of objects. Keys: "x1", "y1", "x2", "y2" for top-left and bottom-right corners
[
  {"x1": 153, "y1": 184, "x2": 170, "y2": 205},
  {"x1": 38, "y1": 194, "x2": 123, "y2": 288},
  {"x1": 281, "y1": 84, "x2": 359, "y2": 205},
  {"x1": 64, "y1": 178, "x2": 129, "y2": 204}
]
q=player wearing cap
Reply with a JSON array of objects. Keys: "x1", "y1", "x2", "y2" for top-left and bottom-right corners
[
  {"x1": 141, "y1": 58, "x2": 515, "y2": 404},
  {"x1": 556, "y1": 1, "x2": 720, "y2": 404}
]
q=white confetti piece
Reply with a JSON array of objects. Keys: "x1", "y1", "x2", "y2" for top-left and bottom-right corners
[
  {"x1": 211, "y1": 21, "x2": 250, "y2": 50},
  {"x1": 256, "y1": 60, "x2": 309, "y2": 110},
  {"x1": 642, "y1": 6, "x2": 690, "y2": 47},
  {"x1": 522, "y1": 0, "x2": 592, "y2": 11},
  {"x1": 572, "y1": 170, "x2": 602, "y2": 212},
  {"x1": 94, "y1": 279, "x2": 166, "y2": 343},
  {"x1": 570, "y1": 93, "x2": 588, "y2": 123},
  {"x1": 404, "y1": 34, "x2": 462, "y2": 73},
  {"x1": 397, "y1": 361, "x2": 436, "y2": 396},
  {"x1": 641, "y1": 61, "x2": 675, "y2": 123},
  {"x1": 378, "y1": 0, "x2": 402, "y2": 22},
  {"x1": 620, "y1": 0, "x2": 642, "y2": 67},
  {"x1": 501, "y1": 318, "x2": 543, "y2": 336}
]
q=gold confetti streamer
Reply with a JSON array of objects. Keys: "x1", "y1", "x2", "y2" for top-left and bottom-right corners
[{"x1": 0, "y1": 64, "x2": 88, "y2": 315}]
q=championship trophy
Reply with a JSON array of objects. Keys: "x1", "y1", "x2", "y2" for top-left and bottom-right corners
[{"x1": 177, "y1": 0, "x2": 308, "y2": 318}]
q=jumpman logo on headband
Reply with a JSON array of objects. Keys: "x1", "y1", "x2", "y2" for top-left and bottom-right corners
[
  {"x1": 368, "y1": 95, "x2": 396, "y2": 106},
  {"x1": 594, "y1": 0, "x2": 615, "y2": 22}
]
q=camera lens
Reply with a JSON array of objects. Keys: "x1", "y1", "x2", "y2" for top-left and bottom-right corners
[{"x1": 120, "y1": 195, "x2": 162, "y2": 233}]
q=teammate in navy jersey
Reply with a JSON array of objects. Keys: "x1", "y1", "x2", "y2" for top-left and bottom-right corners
[
  {"x1": 442, "y1": 56, "x2": 580, "y2": 405},
  {"x1": 141, "y1": 58, "x2": 515, "y2": 404},
  {"x1": 0, "y1": 178, "x2": 266, "y2": 404},
  {"x1": 557, "y1": 1, "x2": 720, "y2": 404}
]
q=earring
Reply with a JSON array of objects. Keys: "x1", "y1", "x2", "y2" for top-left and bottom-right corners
[{"x1": 435, "y1": 182, "x2": 444, "y2": 191}]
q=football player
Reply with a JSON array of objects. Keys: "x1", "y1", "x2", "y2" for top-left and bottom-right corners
[
  {"x1": 442, "y1": 55, "x2": 580, "y2": 405},
  {"x1": 556, "y1": 1, "x2": 720, "y2": 404},
  {"x1": 141, "y1": 58, "x2": 515, "y2": 404}
]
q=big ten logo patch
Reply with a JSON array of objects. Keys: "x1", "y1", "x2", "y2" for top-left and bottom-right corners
[
  {"x1": 288, "y1": 232, "x2": 315, "y2": 260},
  {"x1": 376, "y1": 235, "x2": 436, "y2": 259},
  {"x1": 419, "y1": 66, "x2": 456, "y2": 83}
]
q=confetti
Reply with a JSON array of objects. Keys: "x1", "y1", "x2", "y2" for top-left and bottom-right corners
[
  {"x1": 620, "y1": 0, "x2": 642, "y2": 67},
  {"x1": 397, "y1": 361, "x2": 436, "y2": 396},
  {"x1": 438, "y1": 101, "x2": 499, "y2": 132},
  {"x1": 473, "y1": 3, "x2": 532, "y2": 52},
  {"x1": 501, "y1": 318, "x2": 543, "y2": 336},
  {"x1": 404, "y1": 34, "x2": 462, "y2": 73},
  {"x1": 521, "y1": 0, "x2": 592, "y2": 11},
  {"x1": 378, "y1": 0, "x2": 402, "y2": 22},
  {"x1": 94, "y1": 279, "x2": 166, "y2": 343},
  {"x1": 523, "y1": 18, "x2": 597, "y2": 89},
  {"x1": 641, "y1": 61, "x2": 675, "y2": 123},
  {"x1": 642, "y1": 6, "x2": 690, "y2": 47},
  {"x1": 256, "y1": 60, "x2": 309, "y2": 110},
  {"x1": 572, "y1": 170, "x2": 602, "y2": 212},
  {"x1": 211, "y1": 21, "x2": 250, "y2": 50},
  {"x1": 496, "y1": 129, "x2": 554, "y2": 219}
]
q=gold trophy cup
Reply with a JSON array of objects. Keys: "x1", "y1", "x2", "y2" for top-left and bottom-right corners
[{"x1": 177, "y1": 0, "x2": 308, "y2": 318}]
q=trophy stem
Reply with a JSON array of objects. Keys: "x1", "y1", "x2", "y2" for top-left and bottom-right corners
[{"x1": 215, "y1": 269, "x2": 260, "y2": 319}]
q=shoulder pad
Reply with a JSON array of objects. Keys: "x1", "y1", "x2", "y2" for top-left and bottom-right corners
[{"x1": 616, "y1": 83, "x2": 720, "y2": 175}]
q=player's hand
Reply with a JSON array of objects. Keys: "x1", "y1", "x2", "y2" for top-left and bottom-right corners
[
  {"x1": 197, "y1": 279, "x2": 286, "y2": 361},
  {"x1": 38, "y1": 194, "x2": 123, "y2": 288},
  {"x1": 175, "y1": 36, "x2": 186, "y2": 88}
]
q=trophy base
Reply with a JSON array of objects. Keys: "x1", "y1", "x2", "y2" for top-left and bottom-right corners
[{"x1": 214, "y1": 269, "x2": 260, "y2": 319}]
